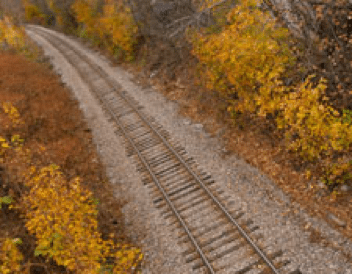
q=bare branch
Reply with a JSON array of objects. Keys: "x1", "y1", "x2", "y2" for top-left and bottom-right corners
[{"x1": 168, "y1": 0, "x2": 232, "y2": 38}]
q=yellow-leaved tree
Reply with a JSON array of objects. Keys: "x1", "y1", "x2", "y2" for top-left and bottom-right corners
[
  {"x1": 0, "y1": 16, "x2": 26, "y2": 51},
  {"x1": 0, "y1": 238, "x2": 23, "y2": 274},
  {"x1": 99, "y1": 0, "x2": 138, "y2": 60},
  {"x1": 22, "y1": 0, "x2": 47, "y2": 25},
  {"x1": 0, "y1": 15, "x2": 39, "y2": 59},
  {"x1": 72, "y1": 0, "x2": 138, "y2": 61},
  {"x1": 277, "y1": 76, "x2": 352, "y2": 184},
  {"x1": 188, "y1": 0, "x2": 294, "y2": 116}
]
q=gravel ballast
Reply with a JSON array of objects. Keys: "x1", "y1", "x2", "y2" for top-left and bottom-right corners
[{"x1": 27, "y1": 26, "x2": 352, "y2": 274}]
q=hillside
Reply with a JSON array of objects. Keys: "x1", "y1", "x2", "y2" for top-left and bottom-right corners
[
  {"x1": 1, "y1": 0, "x2": 352, "y2": 272},
  {"x1": 0, "y1": 33, "x2": 142, "y2": 273},
  {"x1": 2, "y1": 0, "x2": 352, "y2": 241}
]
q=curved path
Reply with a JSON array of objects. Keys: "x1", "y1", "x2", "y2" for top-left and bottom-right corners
[{"x1": 26, "y1": 25, "x2": 352, "y2": 274}]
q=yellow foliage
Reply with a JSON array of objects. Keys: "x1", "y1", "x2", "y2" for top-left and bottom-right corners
[
  {"x1": 113, "y1": 246, "x2": 143, "y2": 274},
  {"x1": 188, "y1": 0, "x2": 352, "y2": 184},
  {"x1": 0, "y1": 104, "x2": 28, "y2": 165},
  {"x1": 23, "y1": 165, "x2": 110, "y2": 272},
  {"x1": 0, "y1": 103, "x2": 143, "y2": 273},
  {"x1": 188, "y1": 0, "x2": 294, "y2": 114},
  {"x1": 0, "y1": 16, "x2": 38, "y2": 58},
  {"x1": 2, "y1": 102, "x2": 24, "y2": 127},
  {"x1": 0, "y1": 102, "x2": 24, "y2": 157},
  {"x1": 39, "y1": 0, "x2": 75, "y2": 29},
  {"x1": 277, "y1": 76, "x2": 352, "y2": 161},
  {"x1": 0, "y1": 238, "x2": 23, "y2": 274},
  {"x1": 72, "y1": 0, "x2": 138, "y2": 61},
  {"x1": 100, "y1": 0, "x2": 138, "y2": 59},
  {"x1": 23, "y1": 1, "x2": 46, "y2": 24},
  {"x1": 0, "y1": 17, "x2": 26, "y2": 51},
  {"x1": 0, "y1": 137, "x2": 10, "y2": 150},
  {"x1": 324, "y1": 160, "x2": 352, "y2": 186},
  {"x1": 71, "y1": 0, "x2": 96, "y2": 32}
]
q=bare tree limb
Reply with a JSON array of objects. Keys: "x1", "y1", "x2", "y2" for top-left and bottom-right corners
[{"x1": 168, "y1": 0, "x2": 232, "y2": 38}]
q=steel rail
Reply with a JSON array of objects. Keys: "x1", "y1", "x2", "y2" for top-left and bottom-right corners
[
  {"x1": 31, "y1": 26, "x2": 281, "y2": 274},
  {"x1": 30, "y1": 27, "x2": 216, "y2": 274}
]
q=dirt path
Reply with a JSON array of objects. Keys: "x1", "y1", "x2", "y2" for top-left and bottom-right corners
[{"x1": 27, "y1": 25, "x2": 352, "y2": 274}]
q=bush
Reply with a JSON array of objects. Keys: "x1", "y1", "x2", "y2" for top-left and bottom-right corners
[
  {"x1": 0, "y1": 16, "x2": 39, "y2": 59},
  {"x1": 0, "y1": 102, "x2": 143, "y2": 273},
  {"x1": 0, "y1": 238, "x2": 23, "y2": 274},
  {"x1": 72, "y1": 0, "x2": 138, "y2": 61},
  {"x1": 188, "y1": 0, "x2": 294, "y2": 115},
  {"x1": 23, "y1": 1, "x2": 47, "y2": 25},
  {"x1": 0, "y1": 17, "x2": 26, "y2": 50},
  {"x1": 277, "y1": 76, "x2": 352, "y2": 161}
]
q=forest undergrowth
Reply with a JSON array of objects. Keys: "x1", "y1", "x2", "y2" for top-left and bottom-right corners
[{"x1": 0, "y1": 17, "x2": 142, "y2": 273}]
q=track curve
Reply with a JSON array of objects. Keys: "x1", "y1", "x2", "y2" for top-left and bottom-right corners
[{"x1": 27, "y1": 25, "x2": 301, "y2": 274}]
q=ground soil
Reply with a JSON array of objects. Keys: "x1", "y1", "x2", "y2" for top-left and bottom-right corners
[{"x1": 0, "y1": 50, "x2": 135, "y2": 273}]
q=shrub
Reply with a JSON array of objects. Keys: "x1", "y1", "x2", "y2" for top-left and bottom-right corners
[
  {"x1": 23, "y1": 165, "x2": 112, "y2": 272},
  {"x1": 0, "y1": 17, "x2": 26, "y2": 51},
  {"x1": 276, "y1": 76, "x2": 352, "y2": 161},
  {"x1": 23, "y1": 1, "x2": 47, "y2": 25},
  {"x1": 188, "y1": 0, "x2": 294, "y2": 115},
  {"x1": 72, "y1": 0, "x2": 138, "y2": 61},
  {"x1": 0, "y1": 238, "x2": 23, "y2": 274},
  {"x1": 0, "y1": 102, "x2": 143, "y2": 273},
  {"x1": 0, "y1": 16, "x2": 39, "y2": 58}
]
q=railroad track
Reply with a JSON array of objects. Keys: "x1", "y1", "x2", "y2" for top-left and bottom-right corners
[{"x1": 28, "y1": 26, "x2": 301, "y2": 274}]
